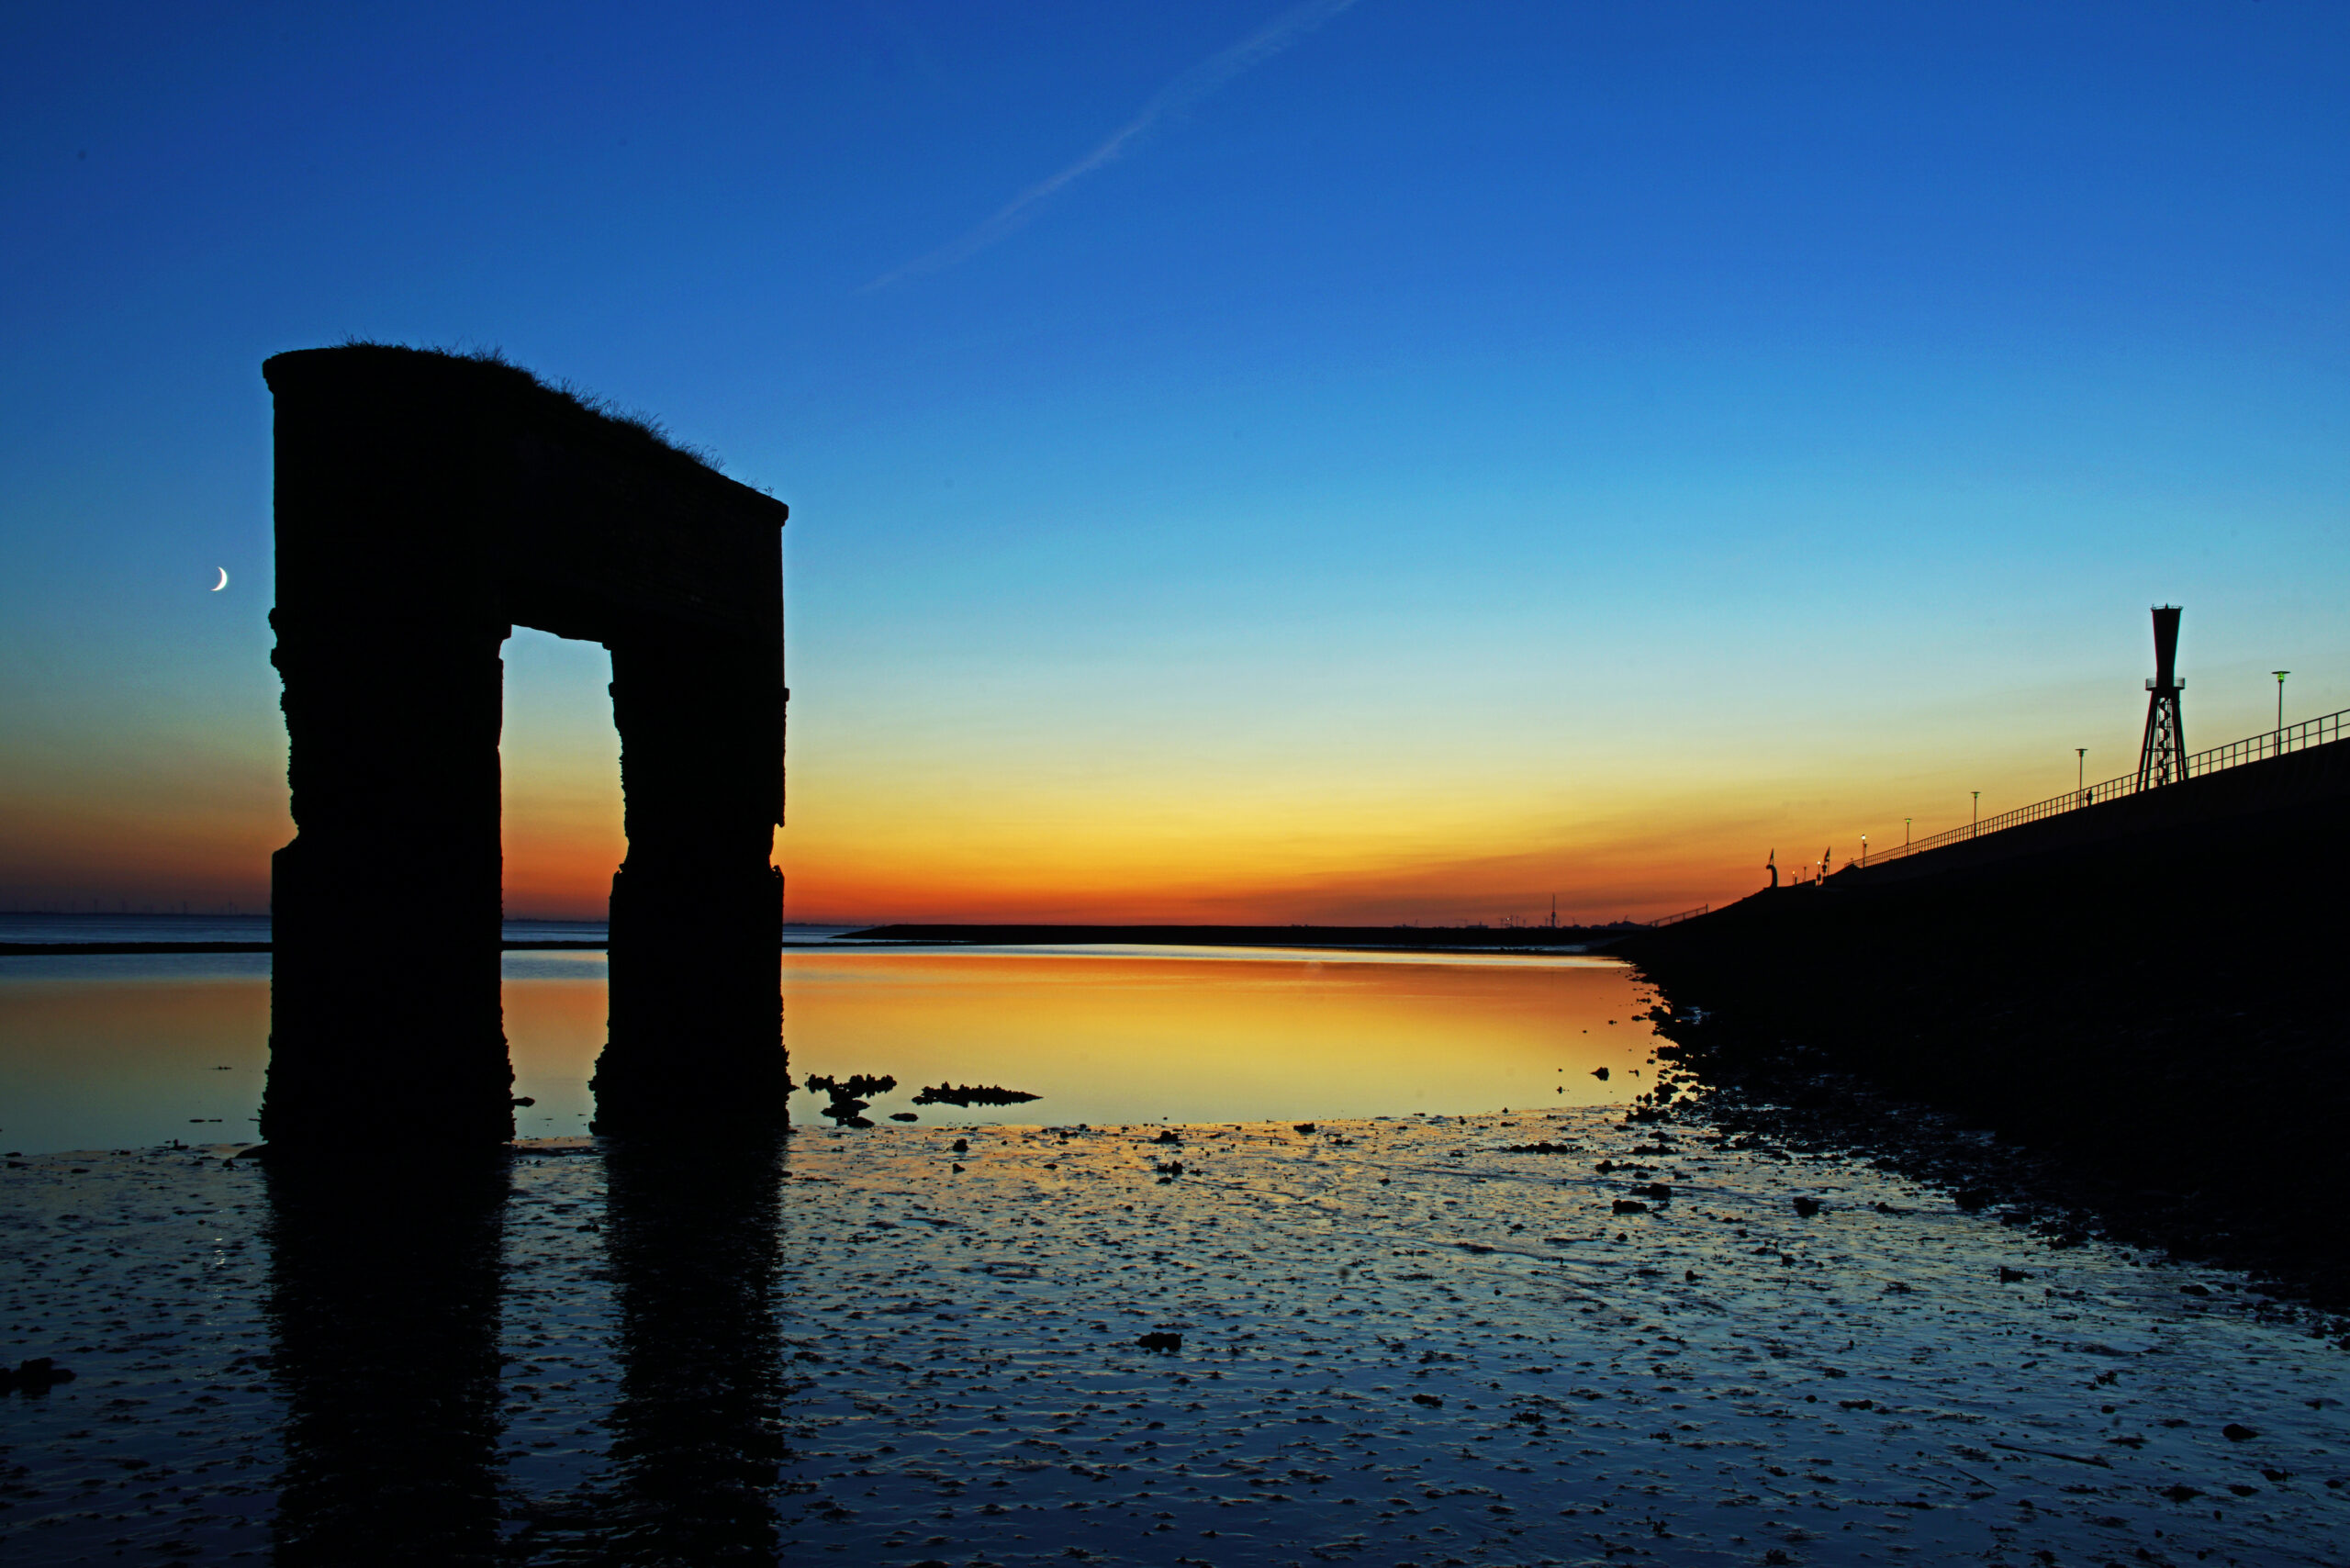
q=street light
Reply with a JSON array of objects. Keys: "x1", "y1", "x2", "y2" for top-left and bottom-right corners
[
  {"x1": 1861, "y1": 833, "x2": 1867, "y2": 867},
  {"x1": 1971, "y1": 790, "x2": 1980, "y2": 837},
  {"x1": 2274, "y1": 670, "x2": 2290, "y2": 747},
  {"x1": 1904, "y1": 816, "x2": 1911, "y2": 848},
  {"x1": 2076, "y1": 747, "x2": 2087, "y2": 805}
]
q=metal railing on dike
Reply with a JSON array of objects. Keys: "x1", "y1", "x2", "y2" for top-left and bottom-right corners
[
  {"x1": 1856, "y1": 706, "x2": 2350, "y2": 871},
  {"x1": 1647, "y1": 904, "x2": 1710, "y2": 927}
]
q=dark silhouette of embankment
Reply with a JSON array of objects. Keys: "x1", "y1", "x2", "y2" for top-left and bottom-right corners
[{"x1": 1623, "y1": 737, "x2": 2350, "y2": 1305}]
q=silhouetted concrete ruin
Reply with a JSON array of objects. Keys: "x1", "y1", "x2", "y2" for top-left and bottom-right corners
[{"x1": 260, "y1": 345, "x2": 788, "y2": 1150}]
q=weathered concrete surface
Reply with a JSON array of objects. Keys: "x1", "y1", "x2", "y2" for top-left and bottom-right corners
[{"x1": 261, "y1": 344, "x2": 787, "y2": 1151}]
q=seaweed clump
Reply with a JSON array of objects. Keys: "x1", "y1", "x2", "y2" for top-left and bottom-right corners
[
  {"x1": 805, "y1": 1074, "x2": 898, "y2": 1128},
  {"x1": 912, "y1": 1083, "x2": 1041, "y2": 1107}
]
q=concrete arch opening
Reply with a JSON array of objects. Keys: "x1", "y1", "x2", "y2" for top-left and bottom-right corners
[{"x1": 259, "y1": 345, "x2": 789, "y2": 1151}]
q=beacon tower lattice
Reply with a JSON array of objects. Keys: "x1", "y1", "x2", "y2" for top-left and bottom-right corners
[{"x1": 2137, "y1": 604, "x2": 2187, "y2": 789}]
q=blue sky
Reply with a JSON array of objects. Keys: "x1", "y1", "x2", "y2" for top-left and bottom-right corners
[{"x1": 3, "y1": 1, "x2": 2345, "y2": 918}]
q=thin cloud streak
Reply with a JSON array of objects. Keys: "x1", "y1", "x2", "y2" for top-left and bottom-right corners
[{"x1": 864, "y1": 0, "x2": 1365, "y2": 292}]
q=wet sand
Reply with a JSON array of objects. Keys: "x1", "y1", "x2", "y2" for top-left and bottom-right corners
[{"x1": 4, "y1": 1109, "x2": 2347, "y2": 1564}]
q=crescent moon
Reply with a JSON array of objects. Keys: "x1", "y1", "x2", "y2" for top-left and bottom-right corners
[{"x1": 211, "y1": 567, "x2": 228, "y2": 592}]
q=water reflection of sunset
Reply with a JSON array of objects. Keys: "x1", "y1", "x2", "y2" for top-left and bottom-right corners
[
  {"x1": 774, "y1": 948, "x2": 1656, "y2": 1126},
  {"x1": 1, "y1": 948, "x2": 1660, "y2": 1152}
]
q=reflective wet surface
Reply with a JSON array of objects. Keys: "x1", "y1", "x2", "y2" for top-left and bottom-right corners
[
  {"x1": 5, "y1": 1108, "x2": 2347, "y2": 1565},
  {"x1": 0, "y1": 947, "x2": 1658, "y2": 1153}
]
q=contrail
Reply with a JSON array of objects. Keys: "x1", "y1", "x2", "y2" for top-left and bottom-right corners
[{"x1": 864, "y1": 0, "x2": 1366, "y2": 291}]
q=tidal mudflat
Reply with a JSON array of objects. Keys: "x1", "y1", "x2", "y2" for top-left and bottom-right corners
[{"x1": 5, "y1": 1108, "x2": 2346, "y2": 1565}]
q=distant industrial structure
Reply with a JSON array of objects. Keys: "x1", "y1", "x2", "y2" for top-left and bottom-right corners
[
  {"x1": 1814, "y1": 600, "x2": 2345, "y2": 882},
  {"x1": 2138, "y1": 604, "x2": 2188, "y2": 789}
]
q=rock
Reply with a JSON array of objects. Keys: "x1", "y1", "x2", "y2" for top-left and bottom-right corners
[
  {"x1": 2159, "y1": 1484, "x2": 2201, "y2": 1503},
  {"x1": 952, "y1": 1139, "x2": 969, "y2": 1154},
  {"x1": 3, "y1": 1358, "x2": 75, "y2": 1395},
  {"x1": 2223, "y1": 1423, "x2": 2260, "y2": 1441},
  {"x1": 889, "y1": 1113, "x2": 919, "y2": 1122},
  {"x1": 1633, "y1": 1182, "x2": 1673, "y2": 1199},
  {"x1": 1136, "y1": 1332, "x2": 1182, "y2": 1351},
  {"x1": 1791, "y1": 1196, "x2": 1823, "y2": 1217},
  {"x1": 1612, "y1": 1199, "x2": 1650, "y2": 1215},
  {"x1": 510, "y1": 1095, "x2": 536, "y2": 1107},
  {"x1": 1154, "y1": 1130, "x2": 1182, "y2": 1144},
  {"x1": 1591, "y1": 1068, "x2": 1609, "y2": 1081},
  {"x1": 1411, "y1": 1393, "x2": 1443, "y2": 1407},
  {"x1": 1997, "y1": 1266, "x2": 2032, "y2": 1283},
  {"x1": 1292, "y1": 1123, "x2": 1316, "y2": 1134}
]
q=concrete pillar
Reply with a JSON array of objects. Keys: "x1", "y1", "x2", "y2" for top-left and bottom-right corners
[
  {"x1": 591, "y1": 632, "x2": 788, "y2": 1137},
  {"x1": 261, "y1": 354, "x2": 514, "y2": 1152}
]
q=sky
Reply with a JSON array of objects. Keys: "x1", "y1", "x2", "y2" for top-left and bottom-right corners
[{"x1": 2, "y1": 1, "x2": 2345, "y2": 924}]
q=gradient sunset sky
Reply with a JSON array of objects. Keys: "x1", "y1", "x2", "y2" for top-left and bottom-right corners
[{"x1": 3, "y1": 2, "x2": 2345, "y2": 924}]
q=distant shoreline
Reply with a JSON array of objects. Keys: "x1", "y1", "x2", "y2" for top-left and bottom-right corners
[
  {"x1": 0, "y1": 924, "x2": 1629, "y2": 958},
  {"x1": 836, "y1": 923, "x2": 1624, "y2": 953}
]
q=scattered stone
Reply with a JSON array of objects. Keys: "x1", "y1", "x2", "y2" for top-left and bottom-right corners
[
  {"x1": 889, "y1": 1113, "x2": 920, "y2": 1123},
  {"x1": 1, "y1": 1358, "x2": 75, "y2": 1395},
  {"x1": 1791, "y1": 1196, "x2": 1823, "y2": 1217},
  {"x1": 1292, "y1": 1124, "x2": 1316, "y2": 1134},
  {"x1": 1411, "y1": 1393, "x2": 1443, "y2": 1407},
  {"x1": 1591, "y1": 1068, "x2": 1609, "y2": 1081},
  {"x1": 1136, "y1": 1332, "x2": 1181, "y2": 1352},
  {"x1": 1998, "y1": 1266, "x2": 2033, "y2": 1283},
  {"x1": 2223, "y1": 1423, "x2": 2260, "y2": 1441},
  {"x1": 1612, "y1": 1199, "x2": 1650, "y2": 1215}
]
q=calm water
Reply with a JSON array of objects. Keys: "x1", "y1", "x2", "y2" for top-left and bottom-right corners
[
  {"x1": 0, "y1": 943, "x2": 1660, "y2": 1154},
  {"x1": 7, "y1": 929, "x2": 2349, "y2": 1565}
]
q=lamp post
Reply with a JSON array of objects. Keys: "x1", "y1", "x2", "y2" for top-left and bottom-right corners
[
  {"x1": 1971, "y1": 790, "x2": 1980, "y2": 837},
  {"x1": 1904, "y1": 816, "x2": 1911, "y2": 849},
  {"x1": 1861, "y1": 833, "x2": 1867, "y2": 867},
  {"x1": 2076, "y1": 747, "x2": 2086, "y2": 805},
  {"x1": 2274, "y1": 670, "x2": 2290, "y2": 749}
]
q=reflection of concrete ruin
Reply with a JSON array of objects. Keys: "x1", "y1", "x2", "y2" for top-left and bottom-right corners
[{"x1": 261, "y1": 346, "x2": 788, "y2": 1149}]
